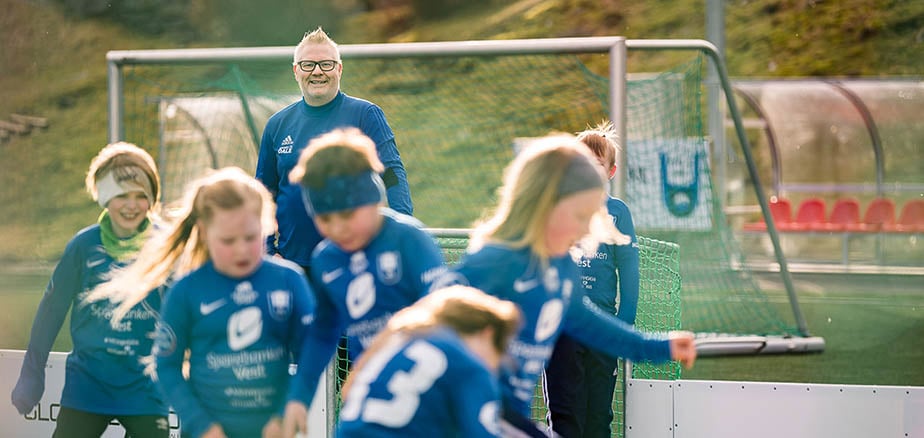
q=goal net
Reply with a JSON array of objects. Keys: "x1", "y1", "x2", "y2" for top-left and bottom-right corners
[{"x1": 111, "y1": 39, "x2": 814, "y2": 436}]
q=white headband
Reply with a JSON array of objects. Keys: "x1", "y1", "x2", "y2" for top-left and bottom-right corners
[{"x1": 96, "y1": 166, "x2": 154, "y2": 208}]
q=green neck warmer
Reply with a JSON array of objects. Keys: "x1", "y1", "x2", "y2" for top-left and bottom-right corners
[{"x1": 98, "y1": 210, "x2": 150, "y2": 262}]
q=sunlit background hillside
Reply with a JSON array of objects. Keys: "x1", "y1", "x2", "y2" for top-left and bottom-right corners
[{"x1": 1, "y1": 0, "x2": 922, "y2": 262}]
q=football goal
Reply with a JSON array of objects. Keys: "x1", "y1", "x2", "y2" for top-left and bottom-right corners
[{"x1": 106, "y1": 36, "x2": 823, "y2": 436}]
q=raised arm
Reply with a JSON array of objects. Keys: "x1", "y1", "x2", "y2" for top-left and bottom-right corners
[
  {"x1": 286, "y1": 268, "x2": 318, "y2": 404},
  {"x1": 282, "y1": 268, "x2": 319, "y2": 438},
  {"x1": 562, "y1": 294, "x2": 671, "y2": 364},
  {"x1": 288, "y1": 280, "x2": 344, "y2": 408},
  {"x1": 11, "y1": 239, "x2": 84, "y2": 414}
]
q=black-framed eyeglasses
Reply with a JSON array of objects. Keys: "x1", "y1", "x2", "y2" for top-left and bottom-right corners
[{"x1": 295, "y1": 60, "x2": 338, "y2": 72}]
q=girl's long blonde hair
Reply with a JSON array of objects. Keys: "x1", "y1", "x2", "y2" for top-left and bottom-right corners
[
  {"x1": 470, "y1": 134, "x2": 626, "y2": 261},
  {"x1": 86, "y1": 167, "x2": 275, "y2": 323},
  {"x1": 341, "y1": 285, "x2": 522, "y2": 398}
]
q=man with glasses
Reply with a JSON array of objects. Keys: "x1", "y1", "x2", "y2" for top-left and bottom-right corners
[{"x1": 256, "y1": 27, "x2": 413, "y2": 278}]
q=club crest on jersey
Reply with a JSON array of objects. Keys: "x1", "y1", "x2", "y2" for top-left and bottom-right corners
[
  {"x1": 350, "y1": 252, "x2": 368, "y2": 275},
  {"x1": 377, "y1": 251, "x2": 401, "y2": 285},
  {"x1": 267, "y1": 290, "x2": 292, "y2": 321},
  {"x1": 544, "y1": 267, "x2": 560, "y2": 292},
  {"x1": 232, "y1": 281, "x2": 258, "y2": 306}
]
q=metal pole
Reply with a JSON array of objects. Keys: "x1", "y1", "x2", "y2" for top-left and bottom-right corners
[
  {"x1": 106, "y1": 36, "x2": 632, "y2": 64},
  {"x1": 610, "y1": 38, "x2": 628, "y2": 199},
  {"x1": 701, "y1": 50, "x2": 811, "y2": 337},
  {"x1": 706, "y1": 0, "x2": 728, "y2": 206},
  {"x1": 107, "y1": 59, "x2": 123, "y2": 142},
  {"x1": 325, "y1": 361, "x2": 336, "y2": 437}
]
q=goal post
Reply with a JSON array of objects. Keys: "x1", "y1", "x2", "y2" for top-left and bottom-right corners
[
  {"x1": 104, "y1": 36, "x2": 823, "y2": 435},
  {"x1": 106, "y1": 35, "x2": 817, "y2": 346}
]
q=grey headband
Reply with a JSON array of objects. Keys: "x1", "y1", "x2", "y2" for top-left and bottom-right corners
[{"x1": 557, "y1": 154, "x2": 605, "y2": 199}]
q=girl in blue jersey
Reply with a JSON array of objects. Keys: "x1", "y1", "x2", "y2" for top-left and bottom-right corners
[
  {"x1": 544, "y1": 121, "x2": 642, "y2": 438},
  {"x1": 337, "y1": 285, "x2": 522, "y2": 437},
  {"x1": 283, "y1": 128, "x2": 446, "y2": 436},
  {"x1": 440, "y1": 134, "x2": 697, "y2": 437},
  {"x1": 11, "y1": 142, "x2": 170, "y2": 437},
  {"x1": 88, "y1": 167, "x2": 316, "y2": 438}
]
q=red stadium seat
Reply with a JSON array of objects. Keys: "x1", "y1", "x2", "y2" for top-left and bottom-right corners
[
  {"x1": 790, "y1": 198, "x2": 826, "y2": 231},
  {"x1": 860, "y1": 197, "x2": 896, "y2": 232},
  {"x1": 742, "y1": 196, "x2": 793, "y2": 231},
  {"x1": 825, "y1": 198, "x2": 862, "y2": 232},
  {"x1": 888, "y1": 199, "x2": 924, "y2": 233}
]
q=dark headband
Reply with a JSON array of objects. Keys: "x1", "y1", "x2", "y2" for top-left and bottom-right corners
[
  {"x1": 557, "y1": 154, "x2": 605, "y2": 198},
  {"x1": 301, "y1": 171, "x2": 386, "y2": 215}
]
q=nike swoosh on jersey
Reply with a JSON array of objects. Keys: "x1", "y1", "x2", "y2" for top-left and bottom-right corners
[
  {"x1": 200, "y1": 298, "x2": 227, "y2": 315},
  {"x1": 513, "y1": 278, "x2": 540, "y2": 293},
  {"x1": 86, "y1": 258, "x2": 106, "y2": 269},
  {"x1": 322, "y1": 268, "x2": 343, "y2": 283}
]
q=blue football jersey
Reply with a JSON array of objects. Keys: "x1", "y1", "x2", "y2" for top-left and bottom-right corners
[
  {"x1": 337, "y1": 327, "x2": 502, "y2": 437},
  {"x1": 446, "y1": 244, "x2": 670, "y2": 416},
  {"x1": 13, "y1": 224, "x2": 168, "y2": 416},
  {"x1": 154, "y1": 257, "x2": 316, "y2": 438},
  {"x1": 295, "y1": 209, "x2": 447, "y2": 408},
  {"x1": 578, "y1": 196, "x2": 641, "y2": 324}
]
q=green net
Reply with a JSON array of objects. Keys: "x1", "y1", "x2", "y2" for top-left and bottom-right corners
[
  {"x1": 611, "y1": 235, "x2": 683, "y2": 436},
  {"x1": 121, "y1": 56, "x2": 608, "y2": 216},
  {"x1": 609, "y1": 59, "x2": 800, "y2": 338}
]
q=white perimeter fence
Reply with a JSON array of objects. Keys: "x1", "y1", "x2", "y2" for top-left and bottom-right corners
[{"x1": 2, "y1": 349, "x2": 921, "y2": 437}]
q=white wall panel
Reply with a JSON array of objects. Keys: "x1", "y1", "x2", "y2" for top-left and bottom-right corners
[{"x1": 626, "y1": 377, "x2": 924, "y2": 438}]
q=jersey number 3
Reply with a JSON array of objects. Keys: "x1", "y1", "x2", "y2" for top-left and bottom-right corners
[{"x1": 340, "y1": 338, "x2": 448, "y2": 427}]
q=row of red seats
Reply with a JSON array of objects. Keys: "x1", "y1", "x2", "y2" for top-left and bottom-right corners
[{"x1": 742, "y1": 197, "x2": 924, "y2": 233}]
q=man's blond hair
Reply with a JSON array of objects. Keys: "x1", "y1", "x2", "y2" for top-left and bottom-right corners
[{"x1": 294, "y1": 26, "x2": 340, "y2": 63}]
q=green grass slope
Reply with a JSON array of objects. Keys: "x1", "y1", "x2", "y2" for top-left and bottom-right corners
[
  {"x1": 0, "y1": 1, "x2": 179, "y2": 262},
  {"x1": 1, "y1": 0, "x2": 922, "y2": 262}
]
